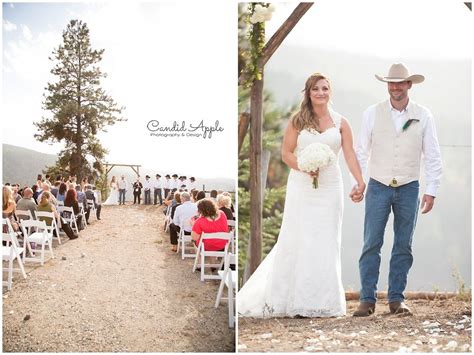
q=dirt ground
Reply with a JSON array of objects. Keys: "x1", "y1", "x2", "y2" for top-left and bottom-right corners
[
  {"x1": 2, "y1": 204, "x2": 235, "y2": 352},
  {"x1": 238, "y1": 298, "x2": 471, "y2": 352}
]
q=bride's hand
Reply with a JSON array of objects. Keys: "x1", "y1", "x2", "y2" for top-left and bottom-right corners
[{"x1": 350, "y1": 182, "x2": 366, "y2": 203}]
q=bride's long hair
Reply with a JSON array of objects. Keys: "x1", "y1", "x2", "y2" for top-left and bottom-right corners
[
  {"x1": 291, "y1": 73, "x2": 331, "y2": 132},
  {"x1": 110, "y1": 176, "x2": 116, "y2": 186}
]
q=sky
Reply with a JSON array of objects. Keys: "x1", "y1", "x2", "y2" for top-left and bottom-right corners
[{"x1": 2, "y1": 1, "x2": 237, "y2": 179}]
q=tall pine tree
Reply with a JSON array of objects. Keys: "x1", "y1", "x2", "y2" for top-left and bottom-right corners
[{"x1": 35, "y1": 19, "x2": 125, "y2": 181}]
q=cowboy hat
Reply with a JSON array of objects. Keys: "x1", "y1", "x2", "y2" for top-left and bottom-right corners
[{"x1": 375, "y1": 63, "x2": 424, "y2": 84}]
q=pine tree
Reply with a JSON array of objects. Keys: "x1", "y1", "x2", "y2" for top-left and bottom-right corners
[{"x1": 35, "y1": 19, "x2": 125, "y2": 181}]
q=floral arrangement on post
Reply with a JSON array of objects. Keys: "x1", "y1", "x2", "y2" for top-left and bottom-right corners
[
  {"x1": 297, "y1": 142, "x2": 336, "y2": 189},
  {"x1": 240, "y1": 3, "x2": 276, "y2": 87}
]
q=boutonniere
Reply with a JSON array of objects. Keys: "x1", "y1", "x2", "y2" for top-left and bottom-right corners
[{"x1": 402, "y1": 118, "x2": 420, "y2": 132}]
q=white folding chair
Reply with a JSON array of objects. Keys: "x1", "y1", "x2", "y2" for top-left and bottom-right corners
[
  {"x1": 20, "y1": 219, "x2": 54, "y2": 266},
  {"x1": 59, "y1": 206, "x2": 79, "y2": 234},
  {"x1": 164, "y1": 205, "x2": 172, "y2": 233},
  {"x1": 2, "y1": 218, "x2": 27, "y2": 290},
  {"x1": 79, "y1": 204, "x2": 87, "y2": 229},
  {"x1": 214, "y1": 252, "x2": 236, "y2": 328},
  {"x1": 176, "y1": 221, "x2": 196, "y2": 259},
  {"x1": 15, "y1": 209, "x2": 34, "y2": 221},
  {"x1": 34, "y1": 211, "x2": 62, "y2": 244},
  {"x1": 227, "y1": 220, "x2": 236, "y2": 254},
  {"x1": 87, "y1": 199, "x2": 97, "y2": 220},
  {"x1": 192, "y1": 232, "x2": 232, "y2": 281}
]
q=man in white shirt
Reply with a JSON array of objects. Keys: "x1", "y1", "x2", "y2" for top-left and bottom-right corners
[
  {"x1": 143, "y1": 175, "x2": 152, "y2": 205},
  {"x1": 117, "y1": 175, "x2": 127, "y2": 205},
  {"x1": 163, "y1": 174, "x2": 171, "y2": 200},
  {"x1": 170, "y1": 174, "x2": 179, "y2": 191},
  {"x1": 352, "y1": 63, "x2": 442, "y2": 317},
  {"x1": 188, "y1": 177, "x2": 197, "y2": 191},
  {"x1": 169, "y1": 192, "x2": 197, "y2": 252},
  {"x1": 153, "y1": 174, "x2": 163, "y2": 205}
]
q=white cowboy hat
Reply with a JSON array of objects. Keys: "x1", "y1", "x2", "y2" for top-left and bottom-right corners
[{"x1": 375, "y1": 63, "x2": 424, "y2": 84}]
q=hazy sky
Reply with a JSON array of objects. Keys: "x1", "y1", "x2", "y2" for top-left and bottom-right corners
[
  {"x1": 2, "y1": 1, "x2": 236, "y2": 179},
  {"x1": 265, "y1": 0, "x2": 472, "y2": 59}
]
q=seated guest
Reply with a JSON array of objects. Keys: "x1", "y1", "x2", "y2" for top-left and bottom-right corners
[
  {"x1": 190, "y1": 189, "x2": 198, "y2": 202},
  {"x1": 32, "y1": 184, "x2": 40, "y2": 203},
  {"x1": 37, "y1": 191, "x2": 78, "y2": 240},
  {"x1": 38, "y1": 182, "x2": 58, "y2": 206},
  {"x1": 210, "y1": 190, "x2": 218, "y2": 200},
  {"x1": 51, "y1": 181, "x2": 60, "y2": 198},
  {"x1": 216, "y1": 193, "x2": 234, "y2": 221},
  {"x1": 84, "y1": 185, "x2": 101, "y2": 220},
  {"x1": 169, "y1": 192, "x2": 196, "y2": 252},
  {"x1": 57, "y1": 182, "x2": 68, "y2": 202},
  {"x1": 221, "y1": 191, "x2": 235, "y2": 213},
  {"x1": 11, "y1": 184, "x2": 21, "y2": 204},
  {"x1": 191, "y1": 198, "x2": 229, "y2": 251},
  {"x1": 64, "y1": 188, "x2": 84, "y2": 230},
  {"x1": 75, "y1": 185, "x2": 90, "y2": 224},
  {"x1": 195, "y1": 190, "x2": 206, "y2": 202},
  {"x1": 3, "y1": 185, "x2": 18, "y2": 232},
  {"x1": 170, "y1": 192, "x2": 182, "y2": 219},
  {"x1": 16, "y1": 188, "x2": 38, "y2": 219}
]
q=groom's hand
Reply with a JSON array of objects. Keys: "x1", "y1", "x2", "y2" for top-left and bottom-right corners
[
  {"x1": 350, "y1": 185, "x2": 364, "y2": 203},
  {"x1": 420, "y1": 194, "x2": 435, "y2": 214}
]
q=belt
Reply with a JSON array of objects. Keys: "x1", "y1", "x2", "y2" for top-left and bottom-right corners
[{"x1": 389, "y1": 178, "x2": 398, "y2": 187}]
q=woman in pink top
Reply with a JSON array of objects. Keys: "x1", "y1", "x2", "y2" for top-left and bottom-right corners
[{"x1": 192, "y1": 198, "x2": 229, "y2": 251}]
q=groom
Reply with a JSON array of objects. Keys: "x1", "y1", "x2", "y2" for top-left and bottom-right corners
[{"x1": 351, "y1": 63, "x2": 442, "y2": 316}]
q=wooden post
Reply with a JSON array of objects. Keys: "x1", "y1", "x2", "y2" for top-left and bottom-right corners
[{"x1": 247, "y1": 75, "x2": 264, "y2": 279}]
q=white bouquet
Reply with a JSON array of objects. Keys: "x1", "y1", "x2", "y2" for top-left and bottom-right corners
[{"x1": 297, "y1": 143, "x2": 336, "y2": 189}]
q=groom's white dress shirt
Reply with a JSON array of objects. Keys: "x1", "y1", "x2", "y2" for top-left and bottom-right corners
[
  {"x1": 356, "y1": 100, "x2": 442, "y2": 197},
  {"x1": 118, "y1": 179, "x2": 127, "y2": 190}
]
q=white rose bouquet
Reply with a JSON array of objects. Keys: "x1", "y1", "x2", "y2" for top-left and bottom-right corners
[{"x1": 297, "y1": 143, "x2": 336, "y2": 189}]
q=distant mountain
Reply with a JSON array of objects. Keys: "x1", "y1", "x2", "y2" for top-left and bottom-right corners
[{"x1": 2, "y1": 144, "x2": 57, "y2": 187}]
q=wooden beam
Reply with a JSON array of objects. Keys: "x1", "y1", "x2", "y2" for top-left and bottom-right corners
[
  {"x1": 247, "y1": 76, "x2": 264, "y2": 279},
  {"x1": 238, "y1": 112, "x2": 251, "y2": 155}
]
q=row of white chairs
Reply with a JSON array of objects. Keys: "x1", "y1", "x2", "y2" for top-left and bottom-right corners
[{"x1": 170, "y1": 212, "x2": 237, "y2": 328}]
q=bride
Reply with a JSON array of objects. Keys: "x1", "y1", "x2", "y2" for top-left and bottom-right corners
[
  {"x1": 238, "y1": 73, "x2": 366, "y2": 318},
  {"x1": 103, "y1": 176, "x2": 119, "y2": 205}
]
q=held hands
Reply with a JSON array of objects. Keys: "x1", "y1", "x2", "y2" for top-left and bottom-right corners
[
  {"x1": 349, "y1": 182, "x2": 366, "y2": 203},
  {"x1": 420, "y1": 194, "x2": 435, "y2": 214}
]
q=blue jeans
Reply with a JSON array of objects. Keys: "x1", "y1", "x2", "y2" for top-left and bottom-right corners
[
  {"x1": 359, "y1": 178, "x2": 420, "y2": 304},
  {"x1": 119, "y1": 189, "x2": 126, "y2": 204}
]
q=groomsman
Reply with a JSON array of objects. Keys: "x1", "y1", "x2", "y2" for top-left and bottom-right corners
[
  {"x1": 164, "y1": 174, "x2": 171, "y2": 200},
  {"x1": 188, "y1": 177, "x2": 197, "y2": 191},
  {"x1": 118, "y1": 175, "x2": 127, "y2": 205},
  {"x1": 179, "y1": 176, "x2": 187, "y2": 190},
  {"x1": 143, "y1": 175, "x2": 152, "y2": 205},
  {"x1": 153, "y1": 174, "x2": 163, "y2": 205},
  {"x1": 133, "y1": 176, "x2": 143, "y2": 204},
  {"x1": 170, "y1": 174, "x2": 179, "y2": 191}
]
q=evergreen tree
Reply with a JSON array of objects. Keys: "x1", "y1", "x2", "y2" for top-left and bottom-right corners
[{"x1": 35, "y1": 19, "x2": 125, "y2": 182}]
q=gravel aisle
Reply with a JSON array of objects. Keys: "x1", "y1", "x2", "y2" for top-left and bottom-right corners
[{"x1": 3, "y1": 204, "x2": 235, "y2": 352}]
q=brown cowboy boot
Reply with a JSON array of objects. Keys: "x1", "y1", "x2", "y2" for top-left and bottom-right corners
[
  {"x1": 389, "y1": 301, "x2": 412, "y2": 315},
  {"x1": 352, "y1": 302, "x2": 376, "y2": 317}
]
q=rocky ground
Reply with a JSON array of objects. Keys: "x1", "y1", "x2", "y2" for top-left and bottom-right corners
[
  {"x1": 3, "y1": 204, "x2": 235, "y2": 352},
  {"x1": 238, "y1": 298, "x2": 471, "y2": 352}
]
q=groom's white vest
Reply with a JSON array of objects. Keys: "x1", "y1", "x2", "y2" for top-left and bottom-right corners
[{"x1": 369, "y1": 100, "x2": 423, "y2": 187}]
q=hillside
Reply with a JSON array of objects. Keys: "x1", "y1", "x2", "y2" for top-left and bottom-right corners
[{"x1": 2, "y1": 144, "x2": 57, "y2": 187}]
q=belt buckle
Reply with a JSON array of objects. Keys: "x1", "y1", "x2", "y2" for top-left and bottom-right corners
[{"x1": 389, "y1": 178, "x2": 398, "y2": 187}]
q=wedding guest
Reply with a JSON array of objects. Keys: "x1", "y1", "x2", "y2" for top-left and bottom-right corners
[
  {"x1": 16, "y1": 188, "x2": 38, "y2": 219},
  {"x1": 153, "y1": 174, "x2": 163, "y2": 205},
  {"x1": 210, "y1": 190, "x2": 218, "y2": 200},
  {"x1": 85, "y1": 185, "x2": 102, "y2": 220},
  {"x1": 143, "y1": 175, "x2": 152, "y2": 205},
  {"x1": 217, "y1": 194, "x2": 234, "y2": 221},
  {"x1": 163, "y1": 174, "x2": 171, "y2": 201},
  {"x1": 118, "y1": 175, "x2": 127, "y2": 205},
  {"x1": 11, "y1": 184, "x2": 21, "y2": 204},
  {"x1": 189, "y1": 177, "x2": 197, "y2": 191},
  {"x1": 57, "y1": 182, "x2": 68, "y2": 202},
  {"x1": 169, "y1": 192, "x2": 196, "y2": 252},
  {"x1": 191, "y1": 189, "x2": 199, "y2": 202},
  {"x1": 38, "y1": 182, "x2": 58, "y2": 206},
  {"x1": 133, "y1": 177, "x2": 143, "y2": 205},
  {"x1": 3, "y1": 185, "x2": 18, "y2": 231},
  {"x1": 75, "y1": 185, "x2": 90, "y2": 224},
  {"x1": 195, "y1": 190, "x2": 206, "y2": 201},
  {"x1": 80, "y1": 177, "x2": 88, "y2": 192},
  {"x1": 32, "y1": 184, "x2": 40, "y2": 204},
  {"x1": 36, "y1": 174, "x2": 43, "y2": 187},
  {"x1": 191, "y1": 198, "x2": 229, "y2": 251},
  {"x1": 45, "y1": 174, "x2": 52, "y2": 186},
  {"x1": 37, "y1": 191, "x2": 78, "y2": 240},
  {"x1": 221, "y1": 191, "x2": 235, "y2": 213},
  {"x1": 64, "y1": 188, "x2": 84, "y2": 230},
  {"x1": 51, "y1": 181, "x2": 60, "y2": 198},
  {"x1": 170, "y1": 192, "x2": 182, "y2": 219}
]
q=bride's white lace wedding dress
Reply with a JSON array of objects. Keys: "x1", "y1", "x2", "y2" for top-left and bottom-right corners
[
  {"x1": 103, "y1": 182, "x2": 119, "y2": 205},
  {"x1": 238, "y1": 109, "x2": 346, "y2": 318}
]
